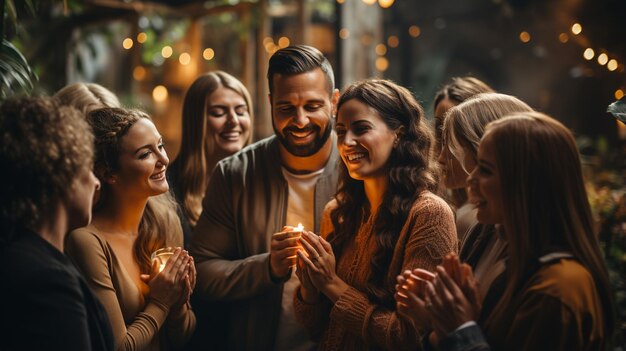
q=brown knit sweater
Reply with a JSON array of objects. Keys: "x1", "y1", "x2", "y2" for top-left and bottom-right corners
[{"x1": 293, "y1": 191, "x2": 458, "y2": 350}]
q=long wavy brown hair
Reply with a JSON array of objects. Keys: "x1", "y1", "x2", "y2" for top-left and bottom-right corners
[
  {"x1": 329, "y1": 80, "x2": 437, "y2": 308},
  {"x1": 88, "y1": 107, "x2": 182, "y2": 272},
  {"x1": 482, "y1": 112, "x2": 616, "y2": 343}
]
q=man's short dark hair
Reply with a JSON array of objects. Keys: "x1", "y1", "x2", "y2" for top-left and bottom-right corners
[{"x1": 267, "y1": 45, "x2": 335, "y2": 95}]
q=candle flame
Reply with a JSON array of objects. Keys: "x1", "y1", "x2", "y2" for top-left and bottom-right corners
[{"x1": 295, "y1": 223, "x2": 304, "y2": 231}]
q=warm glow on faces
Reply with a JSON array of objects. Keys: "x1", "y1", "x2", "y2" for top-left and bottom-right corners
[
  {"x1": 205, "y1": 87, "x2": 251, "y2": 156},
  {"x1": 111, "y1": 118, "x2": 169, "y2": 199},
  {"x1": 467, "y1": 132, "x2": 503, "y2": 224},
  {"x1": 336, "y1": 99, "x2": 397, "y2": 181},
  {"x1": 271, "y1": 68, "x2": 335, "y2": 157}
]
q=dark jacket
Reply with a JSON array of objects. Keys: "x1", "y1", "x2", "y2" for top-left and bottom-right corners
[
  {"x1": 189, "y1": 135, "x2": 339, "y2": 351},
  {"x1": 0, "y1": 227, "x2": 114, "y2": 351}
]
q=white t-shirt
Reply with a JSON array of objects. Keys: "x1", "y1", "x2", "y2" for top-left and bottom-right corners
[{"x1": 274, "y1": 167, "x2": 324, "y2": 351}]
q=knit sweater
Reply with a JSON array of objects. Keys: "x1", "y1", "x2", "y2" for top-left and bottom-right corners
[{"x1": 293, "y1": 191, "x2": 458, "y2": 350}]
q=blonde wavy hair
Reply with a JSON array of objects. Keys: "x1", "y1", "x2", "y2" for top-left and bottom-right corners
[{"x1": 54, "y1": 82, "x2": 121, "y2": 115}]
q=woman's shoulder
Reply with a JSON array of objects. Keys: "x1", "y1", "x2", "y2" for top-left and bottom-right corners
[
  {"x1": 410, "y1": 191, "x2": 455, "y2": 217},
  {"x1": 66, "y1": 224, "x2": 109, "y2": 257},
  {"x1": 526, "y1": 258, "x2": 599, "y2": 310}
]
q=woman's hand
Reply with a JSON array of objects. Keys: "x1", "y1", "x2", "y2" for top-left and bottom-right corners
[
  {"x1": 425, "y1": 265, "x2": 481, "y2": 337},
  {"x1": 395, "y1": 268, "x2": 435, "y2": 330},
  {"x1": 141, "y1": 247, "x2": 191, "y2": 309},
  {"x1": 295, "y1": 252, "x2": 320, "y2": 304},
  {"x1": 297, "y1": 230, "x2": 348, "y2": 303}
]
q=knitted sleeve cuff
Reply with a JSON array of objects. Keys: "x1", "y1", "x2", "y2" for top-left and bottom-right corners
[{"x1": 330, "y1": 286, "x2": 374, "y2": 338}]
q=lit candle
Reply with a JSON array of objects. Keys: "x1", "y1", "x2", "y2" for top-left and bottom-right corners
[
  {"x1": 151, "y1": 247, "x2": 175, "y2": 273},
  {"x1": 295, "y1": 223, "x2": 304, "y2": 232}
]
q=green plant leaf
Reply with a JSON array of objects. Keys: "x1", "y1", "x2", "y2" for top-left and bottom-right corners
[
  {"x1": 0, "y1": 39, "x2": 37, "y2": 98},
  {"x1": 607, "y1": 98, "x2": 626, "y2": 124}
]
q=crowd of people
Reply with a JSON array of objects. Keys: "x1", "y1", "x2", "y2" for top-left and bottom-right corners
[{"x1": 0, "y1": 44, "x2": 617, "y2": 351}]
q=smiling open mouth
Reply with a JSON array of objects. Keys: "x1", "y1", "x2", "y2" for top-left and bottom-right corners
[
  {"x1": 346, "y1": 152, "x2": 366, "y2": 161},
  {"x1": 150, "y1": 170, "x2": 166, "y2": 181}
]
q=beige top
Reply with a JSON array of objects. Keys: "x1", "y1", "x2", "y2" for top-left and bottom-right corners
[
  {"x1": 66, "y1": 224, "x2": 196, "y2": 351},
  {"x1": 294, "y1": 191, "x2": 458, "y2": 351}
]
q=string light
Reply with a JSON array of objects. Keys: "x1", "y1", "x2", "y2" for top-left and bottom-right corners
[
  {"x1": 375, "y1": 57, "x2": 389, "y2": 71},
  {"x1": 583, "y1": 48, "x2": 595, "y2": 60},
  {"x1": 179, "y1": 52, "x2": 191, "y2": 65},
  {"x1": 597, "y1": 53, "x2": 608, "y2": 65},
  {"x1": 607, "y1": 59, "x2": 618, "y2": 71},
  {"x1": 409, "y1": 25, "x2": 421, "y2": 38},
  {"x1": 203, "y1": 48, "x2": 215, "y2": 60},
  {"x1": 161, "y1": 46, "x2": 173, "y2": 58},
  {"x1": 558, "y1": 33, "x2": 569, "y2": 43},
  {"x1": 362, "y1": 0, "x2": 376, "y2": 4},
  {"x1": 137, "y1": 32, "x2": 148, "y2": 43},
  {"x1": 571, "y1": 23, "x2": 582, "y2": 35},
  {"x1": 387, "y1": 35, "x2": 399, "y2": 48},
  {"x1": 375, "y1": 44, "x2": 387, "y2": 55},
  {"x1": 616, "y1": 89, "x2": 624, "y2": 100},
  {"x1": 519, "y1": 31, "x2": 531, "y2": 43},
  {"x1": 152, "y1": 85, "x2": 168, "y2": 102},
  {"x1": 378, "y1": 0, "x2": 395, "y2": 8},
  {"x1": 133, "y1": 66, "x2": 146, "y2": 81},
  {"x1": 122, "y1": 38, "x2": 133, "y2": 49},
  {"x1": 339, "y1": 28, "x2": 350, "y2": 39},
  {"x1": 278, "y1": 37, "x2": 290, "y2": 48}
]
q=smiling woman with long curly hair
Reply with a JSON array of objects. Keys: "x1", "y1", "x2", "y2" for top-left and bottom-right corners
[{"x1": 293, "y1": 79, "x2": 457, "y2": 351}]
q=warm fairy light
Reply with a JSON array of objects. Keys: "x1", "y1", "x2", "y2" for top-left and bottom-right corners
[
  {"x1": 263, "y1": 37, "x2": 273, "y2": 46},
  {"x1": 571, "y1": 23, "x2": 582, "y2": 35},
  {"x1": 337, "y1": 0, "x2": 345, "y2": 3},
  {"x1": 583, "y1": 48, "x2": 595, "y2": 60},
  {"x1": 375, "y1": 57, "x2": 389, "y2": 71},
  {"x1": 362, "y1": 0, "x2": 376, "y2": 4},
  {"x1": 278, "y1": 36, "x2": 290, "y2": 48},
  {"x1": 519, "y1": 31, "x2": 531, "y2": 43},
  {"x1": 375, "y1": 44, "x2": 387, "y2": 55},
  {"x1": 378, "y1": 0, "x2": 395, "y2": 8},
  {"x1": 607, "y1": 59, "x2": 618, "y2": 71},
  {"x1": 387, "y1": 35, "x2": 399, "y2": 48},
  {"x1": 133, "y1": 66, "x2": 146, "y2": 81},
  {"x1": 161, "y1": 46, "x2": 173, "y2": 58},
  {"x1": 615, "y1": 89, "x2": 624, "y2": 100},
  {"x1": 558, "y1": 33, "x2": 568, "y2": 43},
  {"x1": 409, "y1": 25, "x2": 421, "y2": 38},
  {"x1": 137, "y1": 32, "x2": 148, "y2": 43},
  {"x1": 339, "y1": 28, "x2": 350, "y2": 39},
  {"x1": 153, "y1": 85, "x2": 168, "y2": 102},
  {"x1": 203, "y1": 48, "x2": 215, "y2": 60},
  {"x1": 179, "y1": 52, "x2": 191, "y2": 65},
  {"x1": 122, "y1": 38, "x2": 133, "y2": 49},
  {"x1": 597, "y1": 53, "x2": 608, "y2": 66}
]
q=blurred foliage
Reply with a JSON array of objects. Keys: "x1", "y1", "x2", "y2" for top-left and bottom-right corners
[
  {"x1": 583, "y1": 132, "x2": 626, "y2": 345},
  {"x1": 1, "y1": 0, "x2": 37, "y2": 97}
]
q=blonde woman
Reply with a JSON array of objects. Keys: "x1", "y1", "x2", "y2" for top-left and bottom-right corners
[
  {"x1": 66, "y1": 108, "x2": 196, "y2": 351},
  {"x1": 168, "y1": 71, "x2": 253, "y2": 245},
  {"x1": 396, "y1": 94, "x2": 534, "y2": 334},
  {"x1": 54, "y1": 82, "x2": 121, "y2": 115}
]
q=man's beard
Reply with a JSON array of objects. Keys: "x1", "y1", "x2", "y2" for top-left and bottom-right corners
[{"x1": 273, "y1": 118, "x2": 333, "y2": 157}]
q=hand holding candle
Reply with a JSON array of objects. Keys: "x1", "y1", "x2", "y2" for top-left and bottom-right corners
[{"x1": 269, "y1": 223, "x2": 304, "y2": 279}]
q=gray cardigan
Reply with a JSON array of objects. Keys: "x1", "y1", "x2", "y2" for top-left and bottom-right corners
[{"x1": 190, "y1": 135, "x2": 339, "y2": 351}]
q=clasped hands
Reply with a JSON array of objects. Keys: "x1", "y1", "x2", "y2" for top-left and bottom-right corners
[
  {"x1": 141, "y1": 247, "x2": 196, "y2": 312},
  {"x1": 270, "y1": 226, "x2": 347, "y2": 304},
  {"x1": 394, "y1": 253, "x2": 481, "y2": 340}
]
